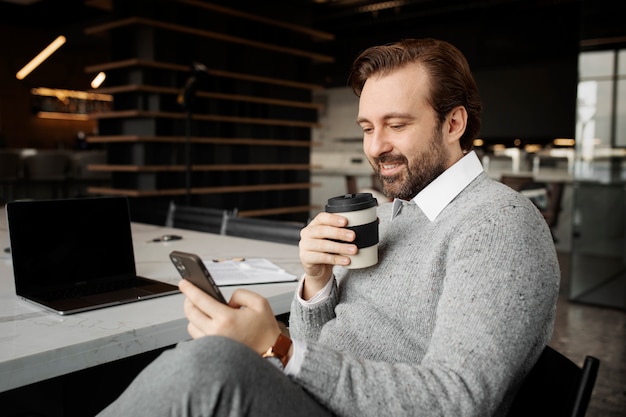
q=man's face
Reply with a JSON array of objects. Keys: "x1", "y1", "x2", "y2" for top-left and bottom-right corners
[{"x1": 357, "y1": 64, "x2": 450, "y2": 200}]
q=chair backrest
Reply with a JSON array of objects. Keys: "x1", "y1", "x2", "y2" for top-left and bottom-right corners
[
  {"x1": 500, "y1": 175, "x2": 535, "y2": 192},
  {"x1": 0, "y1": 150, "x2": 20, "y2": 181},
  {"x1": 501, "y1": 175, "x2": 565, "y2": 231},
  {"x1": 506, "y1": 345, "x2": 600, "y2": 417},
  {"x1": 539, "y1": 182, "x2": 564, "y2": 228},
  {"x1": 71, "y1": 150, "x2": 110, "y2": 180},
  {"x1": 166, "y1": 202, "x2": 230, "y2": 235},
  {"x1": 222, "y1": 214, "x2": 304, "y2": 245},
  {"x1": 22, "y1": 151, "x2": 70, "y2": 180}
]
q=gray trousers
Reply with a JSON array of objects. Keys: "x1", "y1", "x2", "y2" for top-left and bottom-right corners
[{"x1": 95, "y1": 336, "x2": 333, "y2": 417}]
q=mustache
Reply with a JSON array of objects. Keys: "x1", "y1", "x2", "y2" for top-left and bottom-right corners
[{"x1": 373, "y1": 153, "x2": 408, "y2": 166}]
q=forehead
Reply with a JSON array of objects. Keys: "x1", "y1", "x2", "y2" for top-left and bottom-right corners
[{"x1": 358, "y1": 63, "x2": 431, "y2": 115}]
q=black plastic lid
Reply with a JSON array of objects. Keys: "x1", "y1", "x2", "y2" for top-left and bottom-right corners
[{"x1": 325, "y1": 193, "x2": 378, "y2": 213}]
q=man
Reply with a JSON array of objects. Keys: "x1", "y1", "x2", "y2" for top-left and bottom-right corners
[{"x1": 97, "y1": 38, "x2": 559, "y2": 417}]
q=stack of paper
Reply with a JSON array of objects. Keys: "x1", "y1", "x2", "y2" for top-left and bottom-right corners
[{"x1": 204, "y1": 258, "x2": 297, "y2": 286}]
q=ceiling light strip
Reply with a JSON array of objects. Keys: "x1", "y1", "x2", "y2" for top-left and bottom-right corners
[{"x1": 16, "y1": 35, "x2": 66, "y2": 80}]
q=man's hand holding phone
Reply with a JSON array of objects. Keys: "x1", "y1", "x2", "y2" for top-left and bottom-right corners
[
  {"x1": 180, "y1": 281, "x2": 281, "y2": 355},
  {"x1": 169, "y1": 251, "x2": 227, "y2": 303},
  {"x1": 170, "y1": 251, "x2": 282, "y2": 355}
]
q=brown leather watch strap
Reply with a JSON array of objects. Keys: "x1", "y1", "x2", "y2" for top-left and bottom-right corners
[{"x1": 262, "y1": 333, "x2": 292, "y2": 368}]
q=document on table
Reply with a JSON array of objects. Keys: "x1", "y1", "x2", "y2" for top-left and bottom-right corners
[{"x1": 204, "y1": 258, "x2": 298, "y2": 286}]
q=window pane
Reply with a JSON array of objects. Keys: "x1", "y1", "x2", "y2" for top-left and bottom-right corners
[
  {"x1": 579, "y1": 51, "x2": 614, "y2": 78},
  {"x1": 576, "y1": 80, "x2": 614, "y2": 148},
  {"x1": 617, "y1": 79, "x2": 626, "y2": 147},
  {"x1": 619, "y1": 50, "x2": 626, "y2": 76}
]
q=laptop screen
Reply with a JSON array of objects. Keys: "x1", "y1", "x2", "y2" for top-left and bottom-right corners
[{"x1": 7, "y1": 196, "x2": 138, "y2": 297}]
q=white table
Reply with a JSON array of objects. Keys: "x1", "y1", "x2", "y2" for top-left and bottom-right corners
[{"x1": 0, "y1": 209, "x2": 300, "y2": 393}]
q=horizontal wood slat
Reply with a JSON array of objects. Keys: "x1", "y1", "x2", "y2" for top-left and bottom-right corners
[
  {"x1": 89, "y1": 110, "x2": 321, "y2": 128},
  {"x1": 85, "y1": 59, "x2": 324, "y2": 91},
  {"x1": 88, "y1": 164, "x2": 320, "y2": 172},
  {"x1": 197, "y1": 91, "x2": 322, "y2": 110},
  {"x1": 85, "y1": 17, "x2": 334, "y2": 63},
  {"x1": 177, "y1": 0, "x2": 335, "y2": 41},
  {"x1": 85, "y1": 59, "x2": 188, "y2": 73},
  {"x1": 87, "y1": 182, "x2": 319, "y2": 197},
  {"x1": 199, "y1": 68, "x2": 324, "y2": 91},
  {"x1": 93, "y1": 84, "x2": 323, "y2": 110},
  {"x1": 86, "y1": 135, "x2": 319, "y2": 147},
  {"x1": 237, "y1": 205, "x2": 320, "y2": 218}
]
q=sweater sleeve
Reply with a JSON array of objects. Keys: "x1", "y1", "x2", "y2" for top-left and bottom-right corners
[
  {"x1": 289, "y1": 278, "x2": 339, "y2": 342},
  {"x1": 286, "y1": 201, "x2": 560, "y2": 417}
]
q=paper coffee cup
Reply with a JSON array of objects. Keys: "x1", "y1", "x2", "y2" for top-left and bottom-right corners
[{"x1": 325, "y1": 193, "x2": 379, "y2": 269}]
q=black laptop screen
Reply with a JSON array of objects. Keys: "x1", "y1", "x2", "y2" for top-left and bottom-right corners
[{"x1": 7, "y1": 196, "x2": 138, "y2": 295}]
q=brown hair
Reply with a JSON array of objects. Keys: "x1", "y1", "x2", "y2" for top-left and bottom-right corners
[{"x1": 348, "y1": 38, "x2": 482, "y2": 152}]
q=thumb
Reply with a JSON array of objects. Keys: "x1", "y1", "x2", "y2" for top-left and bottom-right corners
[{"x1": 228, "y1": 288, "x2": 272, "y2": 313}]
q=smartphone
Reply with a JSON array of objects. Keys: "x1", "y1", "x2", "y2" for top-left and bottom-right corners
[{"x1": 169, "y1": 250, "x2": 227, "y2": 304}]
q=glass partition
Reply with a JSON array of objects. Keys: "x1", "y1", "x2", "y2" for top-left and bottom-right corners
[{"x1": 570, "y1": 49, "x2": 626, "y2": 310}]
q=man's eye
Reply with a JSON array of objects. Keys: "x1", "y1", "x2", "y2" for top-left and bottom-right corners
[
  {"x1": 362, "y1": 127, "x2": 373, "y2": 134},
  {"x1": 390, "y1": 124, "x2": 404, "y2": 130}
]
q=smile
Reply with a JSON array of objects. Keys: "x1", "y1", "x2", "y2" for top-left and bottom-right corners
[{"x1": 379, "y1": 162, "x2": 403, "y2": 176}]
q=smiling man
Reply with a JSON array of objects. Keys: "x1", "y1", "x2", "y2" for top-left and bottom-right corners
[{"x1": 97, "y1": 38, "x2": 560, "y2": 417}]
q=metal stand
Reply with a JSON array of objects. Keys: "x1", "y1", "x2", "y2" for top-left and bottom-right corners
[
  {"x1": 177, "y1": 62, "x2": 208, "y2": 206},
  {"x1": 183, "y1": 110, "x2": 192, "y2": 205}
]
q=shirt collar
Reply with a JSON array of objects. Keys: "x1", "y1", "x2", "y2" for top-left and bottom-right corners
[{"x1": 392, "y1": 150, "x2": 484, "y2": 221}]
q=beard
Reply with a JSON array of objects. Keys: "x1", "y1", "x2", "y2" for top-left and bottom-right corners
[{"x1": 371, "y1": 129, "x2": 449, "y2": 200}]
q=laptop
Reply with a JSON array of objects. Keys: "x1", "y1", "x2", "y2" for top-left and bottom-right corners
[{"x1": 6, "y1": 196, "x2": 180, "y2": 315}]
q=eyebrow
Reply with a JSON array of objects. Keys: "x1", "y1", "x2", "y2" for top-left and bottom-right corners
[{"x1": 356, "y1": 112, "x2": 413, "y2": 125}]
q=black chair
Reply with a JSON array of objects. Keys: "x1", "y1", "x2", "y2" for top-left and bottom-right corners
[
  {"x1": 70, "y1": 150, "x2": 111, "y2": 196},
  {"x1": 520, "y1": 181, "x2": 564, "y2": 232},
  {"x1": 0, "y1": 150, "x2": 21, "y2": 203},
  {"x1": 499, "y1": 174, "x2": 537, "y2": 195},
  {"x1": 165, "y1": 201, "x2": 232, "y2": 235},
  {"x1": 222, "y1": 214, "x2": 304, "y2": 245},
  {"x1": 506, "y1": 345, "x2": 600, "y2": 417},
  {"x1": 500, "y1": 175, "x2": 564, "y2": 241},
  {"x1": 22, "y1": 151, "x2": 71, "y2": 199}
]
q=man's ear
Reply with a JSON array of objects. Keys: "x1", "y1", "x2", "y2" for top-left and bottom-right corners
[{"x1": 445, "y1": 106, "x2": 468, "y2": 145}]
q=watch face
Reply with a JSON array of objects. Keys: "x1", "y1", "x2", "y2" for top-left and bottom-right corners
[{"x1": 264, "y1": 355, "x2": 284, "y2": 370}]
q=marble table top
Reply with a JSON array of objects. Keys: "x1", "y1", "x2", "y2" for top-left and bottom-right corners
[{"x1": 0, "y1": 208, "x2": 300, "y2": 392}]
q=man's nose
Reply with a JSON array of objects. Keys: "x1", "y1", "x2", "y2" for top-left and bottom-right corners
[{"x1": 365, "y1": 130, "x2": 392, "y2": 157}]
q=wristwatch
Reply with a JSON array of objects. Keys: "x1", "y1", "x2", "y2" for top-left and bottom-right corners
[{"x1": 262, "y1": 333, "x2": 292, "y2": 370}]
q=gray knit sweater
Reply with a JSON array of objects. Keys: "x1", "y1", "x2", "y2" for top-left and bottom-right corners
[{"x1": 289, "y1": 172, "x2": 560, "y2": 417}]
